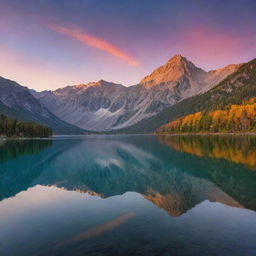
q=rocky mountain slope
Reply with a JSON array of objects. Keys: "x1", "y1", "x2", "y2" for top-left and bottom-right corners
[
  {"x1": 0, "y1": 76, "x2": 84, "y2": 134},
  {"x1": 34, "y1": 55, "x2": 239, "y2": 131},
  {"x1": 116, "y1": 58, "x2": 256, "y2": 133},
  {"x1": 32, "y1": 80, "x2": 128, "y2": 131}
]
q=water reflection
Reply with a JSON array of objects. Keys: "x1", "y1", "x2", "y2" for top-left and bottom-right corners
[
  {"x1": 61, "y1": 212, "x2": 135, "y2": 247},
  {"x1": 158, "y1": 135, "x2": 256, "y2": 169},
  {"x1": 1, "y1": 135, "x2": 256, "y2": 213},
  {"x1": 0, "y1": 135, "x2": 256, "y2": 255},
  {"x1": 0, "y1": 139, "x2": 52, "y2": 163}
]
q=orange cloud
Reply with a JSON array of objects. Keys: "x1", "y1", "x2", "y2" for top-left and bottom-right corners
[{"x1": 48, "y1": 23, "x2": 139, "y2": 66}]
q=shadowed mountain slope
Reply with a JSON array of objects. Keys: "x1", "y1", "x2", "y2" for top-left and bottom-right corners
[{"x1": 0, "y1": 76, "x2": 84, "y2": 134}]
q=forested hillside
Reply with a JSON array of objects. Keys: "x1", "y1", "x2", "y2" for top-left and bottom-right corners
[
  {"x1": 0, "y1": 114, "x2": 52, "y2": 137},
  {"x1": 157, "y1": 98, "x2": 256, "y2": 133}
]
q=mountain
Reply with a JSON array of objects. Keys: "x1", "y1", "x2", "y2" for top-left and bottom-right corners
[
  {"x1": 34, "y1": 55, "x2": 239, "y2": 131},
  {"x1": 141, "y1": 54, "x2": 204, "y2": 86},
  {"x1": 139, "y1": 54, "x2": 207, "y2": 92},
  {"x1": 115, "y1": 58, "x2": 256, "y2": 133},
  {"x1": 202, "y1": 63, "x2": 242, "y2": 92},
  {"x1": 32, "y1": 80, "x2": 128, "y2": 131},
  {"x1": 0, "y1": 76, "x2": 84, "y2": 134}
]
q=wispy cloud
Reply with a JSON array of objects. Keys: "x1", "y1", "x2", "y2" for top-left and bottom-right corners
[
  {"x1": 178, "y1": 27, "x2": 255, "y2": 69},
  {"x1": 48, "y1": 23, "x2": 139, "y2": 66},
  {"x1": 59, "y1": 212, "x2": 135, "y2": 246}
]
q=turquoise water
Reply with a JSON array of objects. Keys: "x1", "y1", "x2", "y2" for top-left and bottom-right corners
[{"x1": 0, "y1": 135, "x2": 256, "y2": 256}]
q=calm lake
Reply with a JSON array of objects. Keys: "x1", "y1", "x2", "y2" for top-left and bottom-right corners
[{"x1": 0, "y1": 135, "x2": 256, "y2": 256}]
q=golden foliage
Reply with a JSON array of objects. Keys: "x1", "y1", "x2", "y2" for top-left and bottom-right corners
[{"x1": 158, "y1": 98, "x2": 256, "y2": 133}]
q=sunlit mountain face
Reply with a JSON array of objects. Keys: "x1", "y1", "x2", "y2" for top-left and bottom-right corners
[{"x1": 1, "y1": 135, "x2": 256, "y2": 255}]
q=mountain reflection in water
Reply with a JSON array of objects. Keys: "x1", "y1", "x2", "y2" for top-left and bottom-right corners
[
  {"x1": 1, "y1": 135, "x2": 256, "y2": 214},
  {"x1": 0, "y1": 135, "x2": 256, "y2": 256}
]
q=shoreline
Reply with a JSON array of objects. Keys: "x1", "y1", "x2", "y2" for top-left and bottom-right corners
[
  {"x1": 156, "y1": 132, "x2": 256, "y2": 136},
  {"x1": 1, "y1": 132, "x2": 256, "y2": 140},
  {"x1": 0, "y1": 136, "x2": 52, "y2": 141}
]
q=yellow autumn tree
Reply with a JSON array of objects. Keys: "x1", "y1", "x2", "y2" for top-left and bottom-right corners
[{"x1": 157, "y1": 98, "x2": 256, "y2": 134}]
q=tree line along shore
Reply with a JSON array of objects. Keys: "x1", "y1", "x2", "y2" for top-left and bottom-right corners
[
  {"x1": 157, "y1": 98, "x2": 256, "y2": 134},
  {"x1": 0, "y1": 114, "x2": 52, "y2": 138}
]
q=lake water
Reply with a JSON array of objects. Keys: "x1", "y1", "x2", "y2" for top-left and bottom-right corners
[{"x1": 0, "y1": 135, "x2": 256, "y2": 256}]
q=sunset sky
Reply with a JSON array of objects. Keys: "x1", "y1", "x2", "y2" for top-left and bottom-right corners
[{"x1": 0, "y1": 0, "x2": 255, "y2": 90}]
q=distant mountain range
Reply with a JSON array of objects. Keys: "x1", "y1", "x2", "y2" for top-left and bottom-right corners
[
  {"x1": 1, "y1": 55, "x2": 255, "y2": 133},
  {"x1": 32, "y1": 55, "x2": 241, "y2": 131}
]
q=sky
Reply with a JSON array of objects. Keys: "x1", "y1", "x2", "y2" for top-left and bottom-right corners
[{"x1": 0, "y1": 0, "x2": 255, "y2": 91}]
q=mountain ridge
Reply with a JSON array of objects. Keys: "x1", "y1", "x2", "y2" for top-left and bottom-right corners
[
  {"x1": 114, "y1": 58, "x2": 256, "y2": 133},
  {"x1": 33, "y1": 55, "x2": 241, "y2": 131}
]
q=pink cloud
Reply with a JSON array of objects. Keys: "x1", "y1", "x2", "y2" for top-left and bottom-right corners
[
  {"x1": 178, "y1": 27, "x2": 255, "y2": 69},
  {"x1": 48, "y1": 23, "x2": 139, "y2": 66}
]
